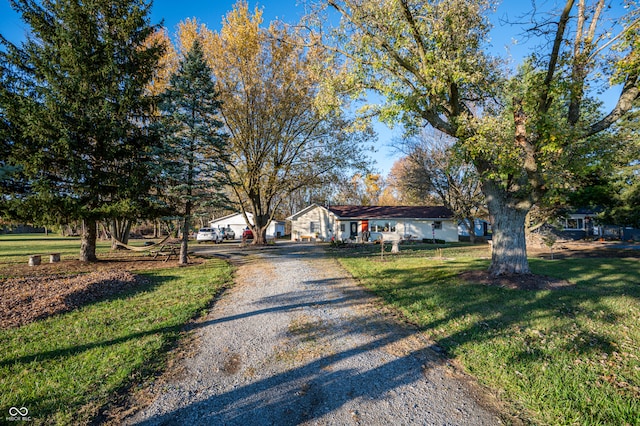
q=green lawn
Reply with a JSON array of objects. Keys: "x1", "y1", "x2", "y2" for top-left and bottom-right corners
[
  {"x1": 0, "y1": 234, "x2": 233, "y2": 424},
  {"x1": 0, "y1": 233, "x2": 117, "y2": 264},
  {"x1": 334, "y1": 244, "x2": 640, "y2": 425}
]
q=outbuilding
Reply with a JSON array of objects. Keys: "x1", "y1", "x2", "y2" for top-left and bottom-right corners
[
  {"x1": 286, "y1": 204, "x2": 457, "y2": 242},
  {"x1": 209, "y1": 212, "x2": 285, "y2": 240}
]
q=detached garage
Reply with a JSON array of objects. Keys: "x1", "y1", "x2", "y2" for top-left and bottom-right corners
[
  {"x1": 209, "y1": 212, "x2": 285, "y2": 240},
  {"x1": 287, "y1": 204, "x2": 457, "y2": 242}
]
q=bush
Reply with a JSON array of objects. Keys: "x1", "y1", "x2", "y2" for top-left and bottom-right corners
[{"x1": 422, "y1": 238, "x2": 446, "y2": 244}]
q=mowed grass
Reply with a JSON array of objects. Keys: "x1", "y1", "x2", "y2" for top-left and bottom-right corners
[
  {"x1": 0, "y1": 233, "x2": 116, "y2": 264},
  {"x1": 335, "y1": 245, "x2": 640, "y2": 425},
  {"x1": 0, "y1": 235, "x2": 233, "y2": 424}
]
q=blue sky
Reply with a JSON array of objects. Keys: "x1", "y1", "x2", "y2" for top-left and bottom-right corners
[
  {"x1": 0, "y1": 1, "x2": 306, "y2": 43},
  {"x1": 0, "y1": 1, "x2": 628, "y2": 175}
]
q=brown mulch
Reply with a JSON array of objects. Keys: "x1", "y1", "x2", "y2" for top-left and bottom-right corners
[
  {"x1": 0, "y1": 270, "x2": 150, "y2": 329},
  {"x1": 0, "y1": 255, "x2": 206, "y2": 329},
  {"x1": 459, "y1": 270, "x2": 574, "y2": 291}
]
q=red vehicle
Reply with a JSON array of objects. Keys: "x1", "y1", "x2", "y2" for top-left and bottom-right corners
[{"x1": 242, "y1": 228, "x2": 254, "y2": 240}]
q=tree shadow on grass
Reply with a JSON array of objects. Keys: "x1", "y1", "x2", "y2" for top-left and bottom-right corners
[
  {"x1": 354, "y1": 256, "x2": 640, "y2": 423},
  {"x1": 350, "y1": 254, "x2": 631, "y2": 347}
]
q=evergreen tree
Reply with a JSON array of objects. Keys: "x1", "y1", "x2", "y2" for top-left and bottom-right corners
[
  {"x1": 0, "y1": 0, "x2": 163, "y2": 261},
  {"x1": 155, "y1": 39, "x2": 229, "y2": 264}
]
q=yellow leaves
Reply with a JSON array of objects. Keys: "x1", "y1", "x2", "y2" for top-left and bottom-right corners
[
  {"x1": 364, "y1": 173, "x2": 381, "y2": 194},
  {"x1": 176, "y1": 18, "x2": 215, "y2": 60},
  {"x1": 218, "y1": 1, "x2": 263, "y2": 62},
  {"x1": 144, "y1": 28, "x2": 177, "y2": 97}
]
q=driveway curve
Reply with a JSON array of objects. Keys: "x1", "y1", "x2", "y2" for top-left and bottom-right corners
[{"x1": 122, "y1": 243, "x2": 504, "y2": 425}]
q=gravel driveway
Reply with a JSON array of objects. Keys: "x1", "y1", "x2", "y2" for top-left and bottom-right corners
[{"x1": 122, "y1": 244, "x2": 503, "y2": 425}]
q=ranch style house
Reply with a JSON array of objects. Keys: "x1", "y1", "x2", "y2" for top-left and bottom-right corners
[{"x1": 287, "y1": 204, "x2": 457, "y2": 243}]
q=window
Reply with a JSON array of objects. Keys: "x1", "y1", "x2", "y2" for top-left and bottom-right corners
[
  {"x1": 432, "y1": 221, "x2": 442, "y2": 230},
  {"x1": 564, "y1": 218, "x2": 584, "y2": 230},
  {"x1": 339, "y1": 224, "x2": 345, "y2": 232},
  {"x1": 310, "y1": 221, "x2": 320, "y2": 233},
  {"x1": 370, "y1": 221, "x2": 396, "y2": 232}
]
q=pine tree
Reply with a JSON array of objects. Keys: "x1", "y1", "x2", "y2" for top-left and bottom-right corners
[
  {"x1": 0, "y1": 0, "x2": 163, "y2": 261},
  {"x1": 155, "y1": 39, "x2": 229, "y2": 264}
]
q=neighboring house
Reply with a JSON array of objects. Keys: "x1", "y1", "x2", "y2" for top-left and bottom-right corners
[
  {"x1": 558, "y1": 208, "x2": 599, "y2": 240},
  {"x1": 458, "y1": 218, "x2": 491, "y2": 238},
  {"x1": 543, "y1": 207, "x2": 640, "y2": 241},
  {"x1": 286, "y1": 204, "x2": 458, "y2": 242},
  {"x1": 209, "y1": 212, "x2": 285, "y2": 239}
]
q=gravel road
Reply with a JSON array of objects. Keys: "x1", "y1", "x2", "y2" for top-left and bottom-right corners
[{"x1": 122, "y1": 244, "x2": 503, "y2": 425}]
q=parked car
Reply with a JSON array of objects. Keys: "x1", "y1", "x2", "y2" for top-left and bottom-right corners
[
  {"x1": 196, "y1": 228, "x2": 222, "y2": 244},
  {"x1": 242, "y1": 228, "x2": 254, "y2": 240},
  {"x1": 220, "y1": 227, "x2": 235, "y2": 240}
]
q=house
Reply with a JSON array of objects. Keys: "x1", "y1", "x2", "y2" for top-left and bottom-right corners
[
  {"x1": 209, "y1": 212, "x2": 286, "y2": 239},
  {"x1": 555, "y1": 208, "x2": 601, "y2": 240},
  {"x1": 557, "y1": 208, "x2": 640, "y2": 241},
  {"x1": 286, "y1": 204, "x2": 458, "y2": 242}
]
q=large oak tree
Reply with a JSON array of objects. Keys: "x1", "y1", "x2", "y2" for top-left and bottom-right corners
[
  {"x1": 178, "y1": 3, "x2": 372, "y2": 244},
  {"x1": 324, "y1": 0, "x2": 639, "y2": 275}
]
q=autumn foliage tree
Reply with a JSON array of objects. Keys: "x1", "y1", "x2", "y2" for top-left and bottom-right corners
[
  {"x1": 325, "y1": 0, "x2": 639, "y2": 276},
  {"x1": 396, "y1": 130, "x2": 486, "y2": 242},
  {"x1": 179, "y1": 2, "x2": 371, "y2": 244},
  {"x1": 334, "y1": 173, "x2": 384, "y2": 205}
]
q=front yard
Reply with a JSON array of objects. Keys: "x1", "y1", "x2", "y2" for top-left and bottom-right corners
[
  {"x1": 333, "y1": 242, "x2": 640, "y2": 425},
  {"x1": 0, "y1": 234, "x2": 234, "y2": 424},
  {"x1": 2, "y1": 234, "x2": 638, "y2": 424}
]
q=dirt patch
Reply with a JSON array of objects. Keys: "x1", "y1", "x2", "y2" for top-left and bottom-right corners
[
  {"x1": 460, "y1": 270, "x2": 574, "y2": 291},
  {"x1": 221, "y1": 353, "x2": 242, "y2": 375}
]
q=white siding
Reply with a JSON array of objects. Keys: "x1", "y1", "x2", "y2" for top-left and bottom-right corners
[
  {"x1": 335, "y1": 220, "x2": 350, "y2": 241},
  {"x1": 290, "y1": 206, "x2": 335, "y2": 241},
  {"x1": 210, "y1": 213, "x2": 285, "y2": 239},
  {"x1": 288, "y1": 205, "x2": 458, "y2": 243},
  {"x1": 382, "y1": 220, "x2": 458, "y2": 242},
  {"x1": 209, "y1": 213, "x2": 248, "y2": 239}
]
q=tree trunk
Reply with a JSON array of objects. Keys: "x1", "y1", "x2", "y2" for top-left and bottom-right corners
[
  {"x1": 464, "y1": 216, "x2": 478, "y2": 243},
  {"x1": 180, "y1": 218, "x2": 189, "y2": 265},
  {"x1": 485, "y1": 187, "x2": 531, "y2": 276},
  {"x1": 80, "y1": 219, "x2": 98, "y2": 262},
  {"x1": 110, "y1": 218, "x2": 131, "y2": 249},
  {"x1": 252, "y1": 226, "x2": 267, "y2": 245},
  {"x1": 180, "y1": 204, "x2": 191, "y2": 265},
  {"x1": 251, "y1": 213, "x2": 270, "y2": 245}
]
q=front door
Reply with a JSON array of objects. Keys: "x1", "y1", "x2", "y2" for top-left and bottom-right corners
[{"x1": 350, "y1": 222, "x2": 358, "y2": 239}]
